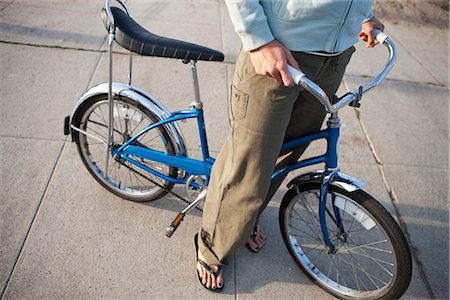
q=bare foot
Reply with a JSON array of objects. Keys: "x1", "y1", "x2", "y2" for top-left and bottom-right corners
[{"x1": 197, "y1": 250, "x2": 224, "y2": 290}]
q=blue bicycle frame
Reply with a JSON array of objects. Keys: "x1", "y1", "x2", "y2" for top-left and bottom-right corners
[
  {"x1": 73, "y1": 0, "x2": 397, "y2": 254},
  {"x1": 111, "y1": 105, "x2": 343, "y2": 252}
]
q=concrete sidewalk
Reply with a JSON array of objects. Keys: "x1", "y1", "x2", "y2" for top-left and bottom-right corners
[{"x1": 1, "y1": 1, "x2": 448, "y2": 299}]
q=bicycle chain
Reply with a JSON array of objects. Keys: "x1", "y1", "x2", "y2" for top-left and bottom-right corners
[{"x1": 116, "y1": 157, "x2": 203, "y2": 212}]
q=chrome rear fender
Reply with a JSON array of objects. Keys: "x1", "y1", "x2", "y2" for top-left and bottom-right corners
[{"x1": 69, "y1": 82, "x2": 187, "y2": 156}]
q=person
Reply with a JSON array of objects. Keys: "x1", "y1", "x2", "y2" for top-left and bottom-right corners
[{"x1": 194, "y1": 0, "x2": 385, "y2": 290}]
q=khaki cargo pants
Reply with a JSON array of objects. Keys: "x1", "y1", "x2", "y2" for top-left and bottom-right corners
[{"x1": 198, "y1": 46, "x2": 355, "y2": 265}]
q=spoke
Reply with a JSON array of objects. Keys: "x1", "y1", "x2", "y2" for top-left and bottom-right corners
[
  {"x1": 289, "y1": 224, "x2": 322, "y2": 241},
  {"x1": 341, "y1": 240, "x2": 391, "y2": 254},
  {"x1": 93, "y1": 106, "x2": 107, "y2": 125},
  {"x1": 98, "y1": 104, "x2": 117, "y2": 134},
  {"x1": 347, "y1": 249, "x2": 394, "y2": 276},
  {"x1": 291, "y1": 205, "x2": 322, "y2": 240},
  {"x1": 87, "y1": 119, "x2": 108, "y2": 133},
  {"x1": 327, "y1": 254, "x2": 337, "y2": 279},
  {"x1": 300, "y1": 195, "x2": 324, "y2": 239},
  {"x1": 342, "y1": 198, "x2": 358, "y2": 234},
  {"x1": 299, "y1": 211, "x2": 324, "y2": 243},
  {"x1": 341, "y1": 251, "x2": 390, "y2": 289},
  {"x1": 140, "y1": 131, "x2": 162, "y2": 147},
  {"x1": 344, "y1": 234, "x2": 395, "y2": 281},
  {"x1": 86, "y1": 142, "x2": 106, "y2": 146},
  {"x1": 128, "y1": 162, "x2": 135, "y2": 189},
  {"x1": 115, "y1": 102, "x2": 124, "y2": 135},
  {"x1": 305, "y1": 245, "x2": 328, "y2": 268},
  {"x1": 302, "y1": 242, "x2": 326, "y2": 256},
  {"x1": 86, "y1": 124, "x2": 108, "y2": 142},
  {"x1": 351, "y1": 251, "x2": 362, "y2": 291},
  {"x1": 131, "y1": 165, "x2": 149, "y2": 189},
  {"x1": 130, "y1": 110, "x2": 147, "y2": 135}
]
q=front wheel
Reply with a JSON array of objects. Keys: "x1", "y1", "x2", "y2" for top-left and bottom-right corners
[{"x1": 279, "y1": 182, "x2": 412, "y2": 299}]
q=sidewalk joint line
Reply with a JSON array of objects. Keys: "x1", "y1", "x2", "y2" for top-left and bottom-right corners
[
  {"x1": 391, "y1": 34, "x2": 443, "y2": 86},
  {"x1": 0, "y1": 39, "x2": 112, "y2": 55},
  {"x1": 345, "y1": 73, "x2": 448, "y2": 88},
  {"x1": 0, "y1": 39, "x2": 237, "y2": 65},
  {"x1": 0, "y1": 1, "x2": 14, "y2": 13},
  {"x1": 85, "y1": 37, "x2": 107, "y2": 89},
  {"x1": 234, "y1": 252, "x2": 237, "y2": 299},
  {"x1": 0, "y1": 134, "x2": 66, "y2": 142},
  {"x1": 0, "y1": 138, "x2": 68, "y2": 300},
  {"x1": 348, "y1": 99, "x2": 436, "y2": 299}
]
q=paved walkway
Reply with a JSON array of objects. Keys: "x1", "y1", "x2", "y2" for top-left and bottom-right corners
[{"x1": 1, "y1": 1, "x2": 448, "y2": 299}]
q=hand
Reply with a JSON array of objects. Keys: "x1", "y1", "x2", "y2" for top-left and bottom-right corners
[
  {"x1": 249, "y1": 40, "x2": 300, "y2": 87},
  {"x1": 359, "y1": 16, "x2": 385, "y2": 48}
]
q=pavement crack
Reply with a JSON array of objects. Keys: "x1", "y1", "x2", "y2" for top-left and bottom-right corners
[
  {"x1": 234, "y1": 252, "x2": 238, "y2": 299},
  {"x1": 0, "y1": 138, "x2": 68, "y2": 300},
  {"x1": 0, "y1": 39, "x2": 109, "y2": 54},
  {"x1": 0, "y1": 39, "x2": 237, "y2": 66},
  {"x1": 351, "y1": 105, "x2": 436, "y2": 299},
  {"x1": 0, "y1": 1, "x2": 14, "y2": 13},
  {"x1": 391, "y1": 34, "x2": 443, "y2": 86},
  {"x1": 0, "y1": 134, "x2": 66, "y2": 142},
  {"x1": 345, "y1": 72, "x2": 448, "y2": 88}
]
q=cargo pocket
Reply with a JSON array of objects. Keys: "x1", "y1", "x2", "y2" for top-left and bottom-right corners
[{"x1": 230, "y1": 85, "x2": 248, "y2": 121}]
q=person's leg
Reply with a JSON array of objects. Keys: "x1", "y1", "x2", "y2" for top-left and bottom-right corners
[
  {"x1": 258, "y1": 47, "x2": 356, "y2": 217},
  {"x1": 196, "y1": 49, "x2": 301, "y2": 289}
]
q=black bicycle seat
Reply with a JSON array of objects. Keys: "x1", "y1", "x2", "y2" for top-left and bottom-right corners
[{"x1": 102, "y1": 7, "x2": 224, "y2": 62}]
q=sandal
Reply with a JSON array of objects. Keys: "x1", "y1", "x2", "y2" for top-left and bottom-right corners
[
  {"x1": 245, "y1": 225, "x2": 266, "y2": 253},
  {"x1": 194, "y1": 233, "x2": 223, "y2": 291}
]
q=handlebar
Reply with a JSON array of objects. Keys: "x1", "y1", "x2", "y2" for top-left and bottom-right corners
[{"x1": 288, "y1": 30, "x2": 397, "y2": 113}]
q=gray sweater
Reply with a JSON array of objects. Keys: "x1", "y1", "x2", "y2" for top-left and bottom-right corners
[{"x1": 225, "y1": 0, "x2": 374, "y2": 52}]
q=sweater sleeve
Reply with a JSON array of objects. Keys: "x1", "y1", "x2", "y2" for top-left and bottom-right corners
[
  {"x1": 224, "y1": 0, "x2": 274, "y2": 51},
  {"x1": 362, "y1": 7, "x2": 374, "y2": 23}
]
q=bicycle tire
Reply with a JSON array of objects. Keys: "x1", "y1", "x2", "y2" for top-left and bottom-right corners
[
  {"x1": 72, "y1": 94, "x2": 178, "y2": 202},
  {"x1": 279, "y1": 182, "x2": 412, "y2": 299}
]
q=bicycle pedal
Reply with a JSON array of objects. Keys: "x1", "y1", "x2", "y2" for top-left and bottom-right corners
[
  {"x1": 165, "y1": 225, "x2": 175, "y2": 238},
  {"x1": 165, "y1": 212, "x2": 185, "y2": 238}
]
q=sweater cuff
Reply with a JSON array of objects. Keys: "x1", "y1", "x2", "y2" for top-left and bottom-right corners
[
  {"x1": 363, "y1": 11, "x2": 374, "y2": 23},
  {"x1": 238, "y1": 22, "x2": 275, "y2": 51}
]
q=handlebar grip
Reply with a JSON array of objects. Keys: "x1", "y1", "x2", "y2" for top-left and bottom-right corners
[
  {"x1": 374, "y1": 29, "x2": 388, "y2": 44},
  {"x1": 287, "y1": 64, "x2": 304, "y2": 86}
]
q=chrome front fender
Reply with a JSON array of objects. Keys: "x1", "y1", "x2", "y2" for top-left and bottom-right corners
[
  {"x1": 69, "y1": 82, "x2": 187, "y2": 156},
  {"x1": 287, "y1": 170, "x2": 365, "y2": 192}
]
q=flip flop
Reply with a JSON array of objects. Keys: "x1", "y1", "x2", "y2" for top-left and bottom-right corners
[
  {"x1": 245, "y1": 225, "x2": 266, "y2": 253},
  {"x1": 194, "y1": 233, "x2": 223, "y2": 291}
]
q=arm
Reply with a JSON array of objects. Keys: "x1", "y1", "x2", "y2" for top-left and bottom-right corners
[
  {"x1": 225, "y1": 0, "x2": 299, "y2": 87},
  {"x1": 224, "y1": 0, "x2": 274, "y2": 51}
]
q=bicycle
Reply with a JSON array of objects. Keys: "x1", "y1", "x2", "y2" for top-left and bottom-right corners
[{"x1": 64, "y1": 1, "x2": 412, "y2": 299}]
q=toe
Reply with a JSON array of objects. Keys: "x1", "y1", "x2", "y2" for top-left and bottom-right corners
[
  {"x1": 256, "y1": 235, "x2": 265, "y2": 247},
  {"x1": 247, "y1": 238, "x2": 259, "y2": 251},
  {"x1": 257, "y1": 225, "x2": 266, "y2": 240},
  {"x1": 217, "y1": 270, "x2": 224, "y2": 288}
]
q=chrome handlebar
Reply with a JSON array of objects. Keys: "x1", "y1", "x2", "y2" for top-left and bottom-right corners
[{"x1": 288, "y1": 30, "x2": 397, "y2": 113}]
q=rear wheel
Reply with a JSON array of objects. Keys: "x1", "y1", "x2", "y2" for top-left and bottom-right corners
[
  {"x1": 72, "y1": 94, "x2": 178, "y2": 202},
  {"x1": 279, "y1": 182, "x2": 412, "y2": 299}
]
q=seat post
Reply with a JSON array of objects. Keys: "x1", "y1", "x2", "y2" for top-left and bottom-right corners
[
  {"x1": 189, "y1": 60, "x2": 203, "y2": 109},
  {"x1": 128, "y1": 51, "x2": 133, "y2": 85}
]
